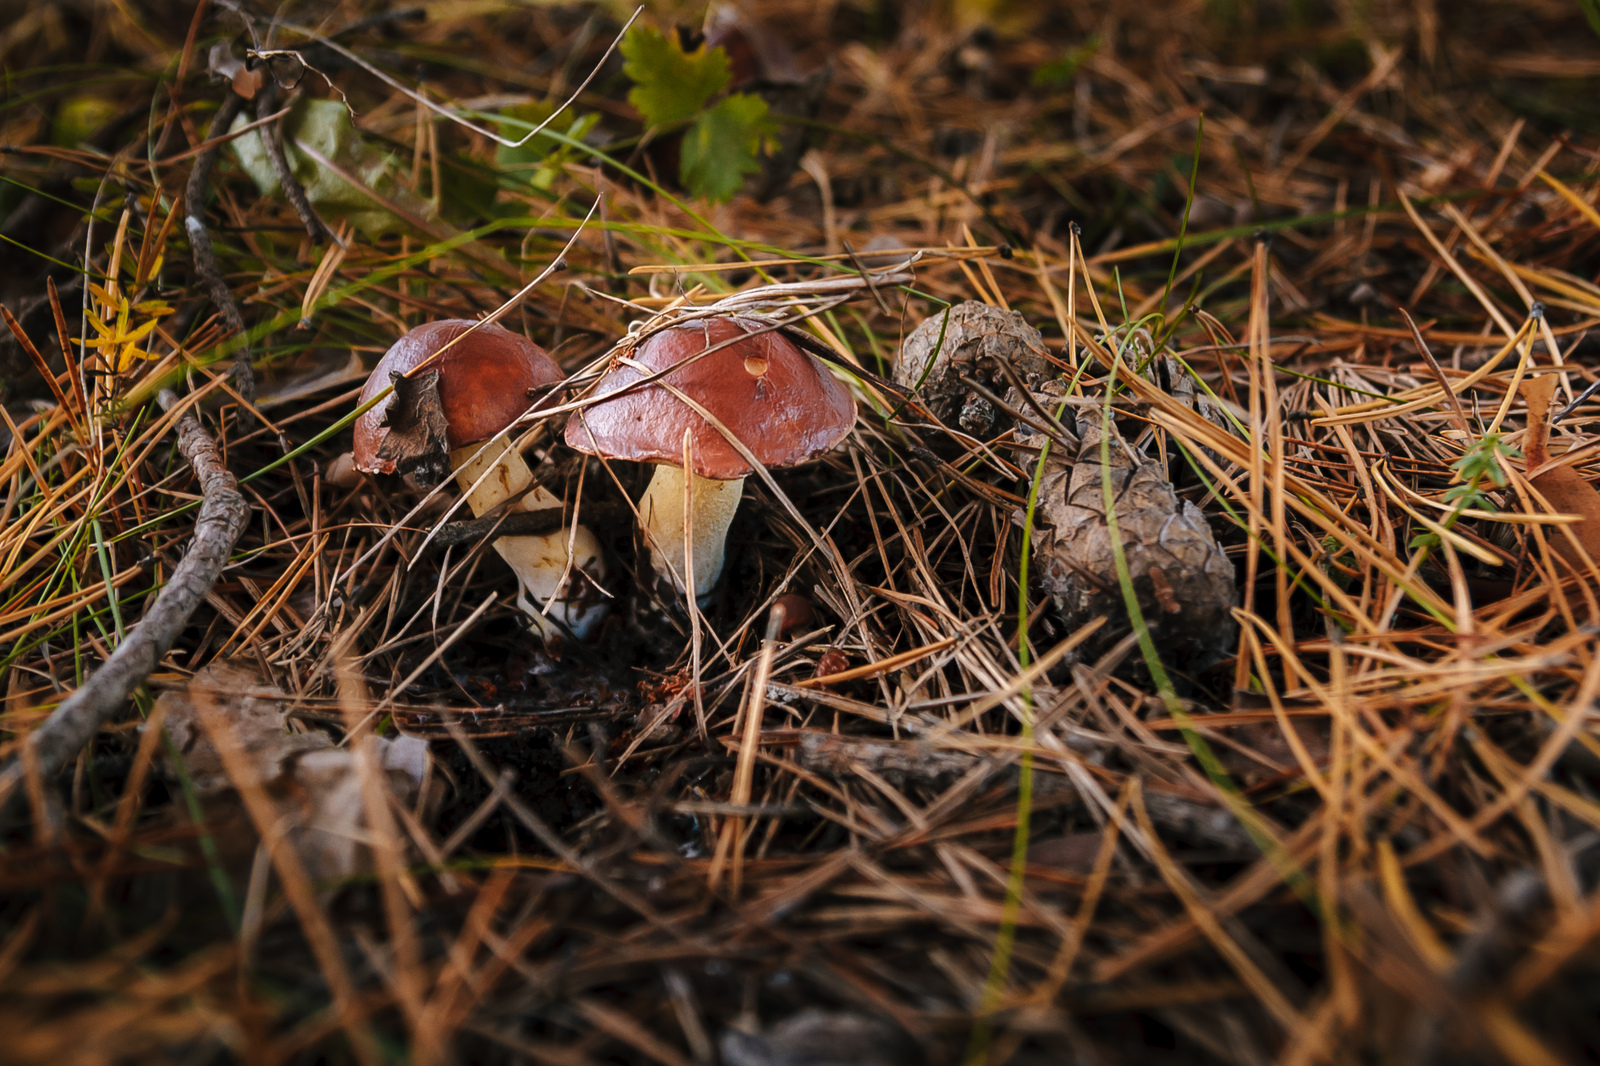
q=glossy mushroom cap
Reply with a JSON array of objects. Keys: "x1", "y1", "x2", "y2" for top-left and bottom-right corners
[
  {"x1": 565, "y1": 316, "x2": 855, "y2": 481},
  {"x1": 353, "y1": 320, "x2": 564, "y2": 475}
]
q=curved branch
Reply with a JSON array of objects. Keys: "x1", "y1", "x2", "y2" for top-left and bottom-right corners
[
  {"x1": 256, "y1": 78, "x2": 329, "y2": 244},
  {"x1": 0, "y1": 390, "x2": 250, "y2": 813}
]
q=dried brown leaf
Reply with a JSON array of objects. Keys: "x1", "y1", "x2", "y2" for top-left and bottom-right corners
[
  {"x1": 158, "y1": 661, "x2": 431, "y2": 879},
  {"x1": 375, "y1": 368, "x2": 452, "y2": 486},
  {"x1": 1524, "y1": 375, "x2": 1600, "y2": 571}
]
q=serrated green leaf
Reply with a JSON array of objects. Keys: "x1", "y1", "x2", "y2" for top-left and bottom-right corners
[
  {"x1": 680, "y1": 93, "x2": 774, "y2": 203},
  {"x1": 621, "y1": 25, "x2": 729, "y2": 126}
]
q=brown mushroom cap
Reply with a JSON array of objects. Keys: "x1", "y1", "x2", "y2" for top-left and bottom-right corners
[
  {"x1": 564, "y1": 316, "x2": 855, "y2": 481},
  {"x1": 353, "y1": 319, "x2": 564, "y2": 475}
]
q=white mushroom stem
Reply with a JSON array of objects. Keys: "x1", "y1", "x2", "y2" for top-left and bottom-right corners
[
  {"x1": 450, "y1": 438, "x2": 607, "y2": 640},
  {"x1": 639, "y1": 464, "x2": 743, "y2": 601}
]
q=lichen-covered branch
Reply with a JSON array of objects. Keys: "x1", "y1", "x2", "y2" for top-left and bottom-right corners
[{"x1": 0, "y1": 390, "x2": 250, "y2": 813}]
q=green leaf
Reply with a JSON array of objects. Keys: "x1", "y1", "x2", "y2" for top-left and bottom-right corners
[
  {"x1": 1441, "y1": 482, "x2": 1497, "y2": 512},
  {"x1": 1031, "y1": 35, "x2": 1100, "y2": 88},
  {"x1": 229, "y1": 97, "x2": 430, "y2": 237},
  {"x1": 1409, "y1": 531, "x2": 1442, "y2": 553},
  {"x1": 1450, "y1": 432, "x2": 1519, "y2": 489},
  {"x1": 1580, "y1": 0, "x2": 1600, "y2": 42},
  {"x1": 621, "y1": 25, "x2": 729, "y2": 126},
  {"x1": 679, "y1": 93, "x2": 774, "y2": 202},
  {"x1": 495, "y1": 103, "x2": 601, "y2": 191}
]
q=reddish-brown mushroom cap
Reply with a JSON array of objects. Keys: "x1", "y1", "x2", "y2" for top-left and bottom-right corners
[
  {"x1": 353, "y1": 320, "x2": 564, "y2": 475},
  {"x1": 564, "y1": 316, "x2": 855, "y2": 481}
]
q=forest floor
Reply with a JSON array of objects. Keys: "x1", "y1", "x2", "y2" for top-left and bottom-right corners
[{"x1": 4, "y1": 1, "x2": 1600, "y2": 1063}]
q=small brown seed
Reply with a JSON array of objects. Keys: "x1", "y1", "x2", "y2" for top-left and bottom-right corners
[
  {"x1": 774, "y1": 593, "x2": 814, "y2": 636},
  {"x1": 813, "y1": 649, "x2": 849, "y2": 682}
]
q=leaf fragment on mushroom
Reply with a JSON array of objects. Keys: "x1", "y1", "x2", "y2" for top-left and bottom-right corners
[{"x1": 374, "y1": 368, "x2": 452, "y2": 487}]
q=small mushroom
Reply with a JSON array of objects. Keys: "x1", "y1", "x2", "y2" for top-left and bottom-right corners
[
  {"x1": 353, "y1": 319, "x2": 607, "y2": 641},
  {"x1": 323, "y1": 451, "x2": 361, "y2": 489},
  {"x1": 565, "y1": 316, "x2": 854, "y2": 602}
]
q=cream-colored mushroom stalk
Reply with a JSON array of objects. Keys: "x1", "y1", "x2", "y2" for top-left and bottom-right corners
[
  {"x1": 453, "y1": 437, "x2": 606, "y2": 640},
  {"x1": 637, "y1": 463, "x2": 743, "y2": 600}
]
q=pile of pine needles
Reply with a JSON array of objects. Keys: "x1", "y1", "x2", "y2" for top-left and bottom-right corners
[{"x1": 4, "y1": 1, "x2": 1600, "y2": 1062}]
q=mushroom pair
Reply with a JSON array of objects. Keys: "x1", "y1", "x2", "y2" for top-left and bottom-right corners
[
  {"x1": 353, "y1": 320, "x2": 606, "y2": 641},
  {"x1": 353, "y1": 315, "x2": 856, "y2": 636},
  {"x1": 566, "y1": 315, "x2": 856, "y2": 602}
]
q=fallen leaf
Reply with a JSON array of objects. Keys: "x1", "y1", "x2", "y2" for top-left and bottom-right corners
[
  {"x1": 228, "y1": 97, "x2": 434, "y2": 238},
  {"x1": 159, "y1": 660, "x2": 328, "y2": 791},
  {"x1": 1523, "y1": 375, "x2": 1600, "y2": 574},
  {"x1": 157, "y1": 661, "x2": 431, "y2": 880}
]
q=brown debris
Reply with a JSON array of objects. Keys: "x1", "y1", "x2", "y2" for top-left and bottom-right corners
[
  {"x1": 720, "y1": 1009, "x2": 914, "y2": 1066},
  {"x1": 158, "y1": 662, "x2": 431, "y2": 880},
  {"x1": 10, "y1": 2, "x2": 1600, "y2": 1062},
  {"x1": 157, "y1": 661, "x2": 328, "y2": 791},
  {"x1": 1524, "y1": 374, "x2": 1600, "y2": 576}
]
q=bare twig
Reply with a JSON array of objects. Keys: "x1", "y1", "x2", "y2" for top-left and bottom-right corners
[
  {"x1": 255, "y1": 77, "x2": 329, "y2": 244},
  {"x1": 184, "y1": 91, "x2": 255, "y2": 403}
]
